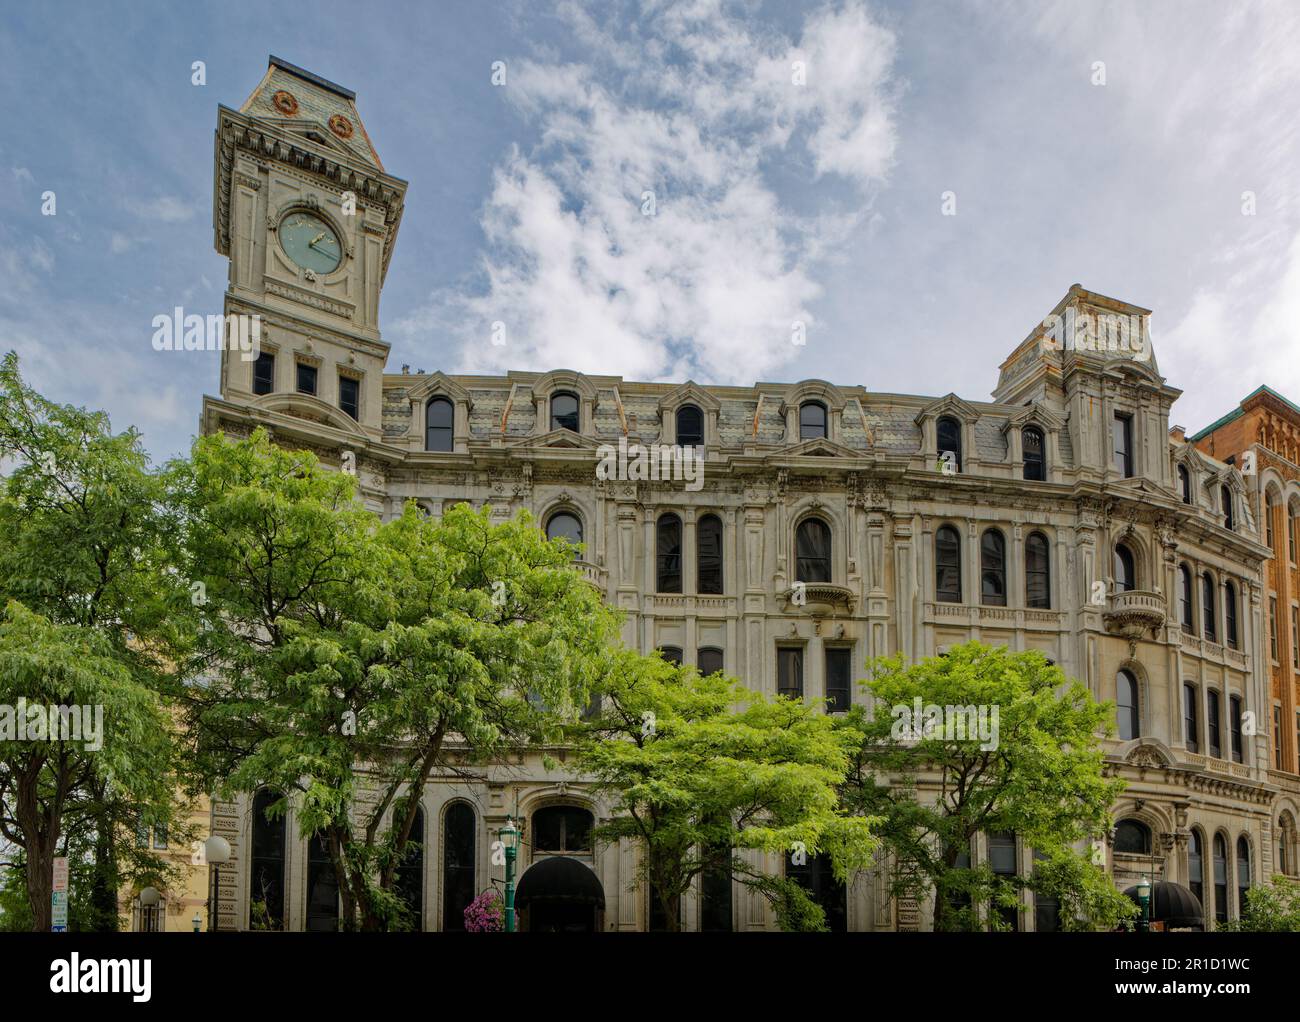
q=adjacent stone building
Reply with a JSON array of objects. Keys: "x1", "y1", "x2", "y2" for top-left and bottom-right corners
[{"x1": 197, "y1": 57, "x2": 1292, "y2": 931}]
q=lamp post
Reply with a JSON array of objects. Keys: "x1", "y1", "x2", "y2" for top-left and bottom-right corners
[
  {"x1": 192, "y1": 911, "x2": 202, "y2": 933},
  {"x1": 499, "y1": 818, "x2": 520, "y2": 933},
  {"x1": 1136, "y1": 878, "x2": 1151, "y2": 933},
  {"x1": 203, "y1": 835, "x2": 231, "y2": 932}
]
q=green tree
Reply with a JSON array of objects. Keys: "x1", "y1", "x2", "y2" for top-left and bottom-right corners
[
  {"x1": 573, "y1": 648, "x2": 878, "y2": 932},
  {"x1": 173, "y1": 429, "x2": 620, "y2": 930},
  {"x1": 839, "y1": 642, "x2": 1134, "y2": 932},
  {"x1": 1219, "y1": 876, "x2": 1300, "y2": 932},
  {"x1": 0, "y1": 353, "x2": 189, "y2": 930}
]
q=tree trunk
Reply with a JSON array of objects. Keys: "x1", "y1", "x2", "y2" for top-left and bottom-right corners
[{"x1": 89, "y1": 808, "x2": 120, "y2": 931}]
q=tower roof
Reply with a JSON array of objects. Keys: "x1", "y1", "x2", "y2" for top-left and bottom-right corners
[{"x1": 238, "y1": 55, "x2": 384, "y2": 170}]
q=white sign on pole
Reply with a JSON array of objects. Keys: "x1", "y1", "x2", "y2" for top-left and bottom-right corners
[{"x1": 53, "y1": 856, "x2": 69, "y2": 892}]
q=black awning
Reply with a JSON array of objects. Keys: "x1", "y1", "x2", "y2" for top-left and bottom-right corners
[
  {"x1": 1123, "y1": 881, "x2": 1205, "y2": 929},
  {"x1": 516, "y1": 856, "x2": 605, "y2": 909}
]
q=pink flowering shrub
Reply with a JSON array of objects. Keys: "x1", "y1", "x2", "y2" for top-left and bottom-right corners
[{"x1": 464, "y1": 889, "x2": 505, "y2": 932}]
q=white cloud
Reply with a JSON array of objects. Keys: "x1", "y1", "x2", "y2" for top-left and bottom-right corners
[{"x1": 397, "y1": 0, "x2": 899, "y2": 384}]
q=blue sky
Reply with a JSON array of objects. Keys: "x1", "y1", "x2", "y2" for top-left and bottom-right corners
[{"x1": 2, "y1": 0, "x2": 1298, "y2": 463}]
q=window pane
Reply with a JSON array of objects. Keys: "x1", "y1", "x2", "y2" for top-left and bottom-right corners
[
  {"x1": 1202, "y1": 574, "x2": 1217, "y2": 642},
  {"x1": 698, "y1": 647, "x2": 724, "y2": 676},
  {"x1": 937, "y1": 417, "x2": 961, "y2": 471},
  {"x1": 1115, "y1": 820, "x2": 1150, "y2": 854},
  {"x1": 426, "y1": 398, "x2": 454, "y2": 452},
  {"x1": 936, "y1": 526, "x2": 961, "y2": 602},
  {"x1": 676, "y1": 405, "x2": 704, "y2": 446},
  {"x1": 1022, "y1": 427, "x2": 1044, "y2": 481},
  {"x1": 795, "y1": 519, "x2": 831, "y2": 583},
  {"x1": 306, "y1": 830, "x2": 339, "y2": 931},
  {"x1": 1114, "y1": 546, "x2": 1135, "y2": 592},
  {"x1": 339, "y1": 376, "x2": 359, "y2": 420},
  {"x1": 250, "y1": 789, "x2": 285, "y2": 930},
  {"x1": 1208, "y1": 691, "x2": 1221, "y2": 758},
  {"x1": 551, "y1": 392, "x2": 579, "y2": 432},
  {"x1": 545, "y1": 512, "x2": 583, "y2": 552},
  {"x1": 1025, "y1": 533, "x2": 1050, "y2": 608},
  {"x1": 1117, "y1": 671, "x2": 1138, "y2": 740},
  {"x1": 253, "y1": 352, "x2": 275, "y2": 395},
  {"x1": 296, "y1": 362, "x2": 317, "y2": 395},
  {"x1": 656, "y1": 514, "x2": 682, "y2": 592},
  {"x1": 698, "y1": 515, "x2": 723, "y2": 594},
  {"x1": 825, "y1": 647, "x2": 852, "y2": 713},
  {"x1": 980, "y1": 530, "x2": 1006, "y2": 606},
  {"x1": 395, "y1": 807, "x2": 424, "y2": 931},
  {"x1": 777, "y1": 647, "x2": 803, "y2": 698},
  {"x1": 799, "y1": 401, "x2": 827, "y2": 440}
]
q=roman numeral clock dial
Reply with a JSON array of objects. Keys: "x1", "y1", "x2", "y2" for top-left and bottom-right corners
[{"x1": 278, "y1": 211, "x2": 342, "y2": 275}]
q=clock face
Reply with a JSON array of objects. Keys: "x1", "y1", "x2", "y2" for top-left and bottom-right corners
[{"x1": 278, "y1": 211, "x2": 342, "y2": 274}]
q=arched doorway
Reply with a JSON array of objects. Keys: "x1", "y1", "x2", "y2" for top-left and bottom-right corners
[{"x1": 516, "y1": 855, "x2": 605, "y2": 932}]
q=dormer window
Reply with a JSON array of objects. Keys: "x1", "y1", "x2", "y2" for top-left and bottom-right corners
[
  {"x1": 676, "y1": 404, "x2": 704, "y2": 447},
  {"x1": 425, "y1": 397, "x2": 454, "y2": 452},
  {"x1": 1178, "y1": 464, "x2": 1191, "y2": 504},
  {"x1": 799, "y1": 401, "x2": 827, "y2": 441},
  {"x1": 1022, "y1": 426, "x2": 1045, "y2": 481},
  {"x1": 1221, "y1": 485, "x2": 1234, "y2": 530},
  {"x1": 937, "y1": 416, "x2": 962, "y2": 471},
  {"x1": 1112, "y1": 413, "x2": 1133, "y2": 477},
  {"x1": 551, "y1": 392, "x2": 579, "y2": 432}
]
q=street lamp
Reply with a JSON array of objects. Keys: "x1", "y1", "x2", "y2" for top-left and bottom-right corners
[
  {"x1": 499, "y1": 818, "x2": 521, "y2": 933},
  {"x1": 1136, "y1": 878, "x2": 1151, "y2": 933},
  {"x1": 204, "y1": 835, "x2": 231, "y2": 933}
]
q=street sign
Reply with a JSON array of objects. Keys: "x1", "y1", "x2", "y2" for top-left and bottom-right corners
[
  {"x1": 52, "y1": 857, "x2": 68, "y2": 892},
  {"x1": 51, "y1": 890, "x2": 68, "y2": 931}
]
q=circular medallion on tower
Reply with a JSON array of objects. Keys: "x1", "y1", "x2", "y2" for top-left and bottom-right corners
[
  {"x1": 329, "y1": 114, "x2": 354, "y2": 139},
  {"x1": 272, "y1": 90, "x2": 299, "y2": 115}
]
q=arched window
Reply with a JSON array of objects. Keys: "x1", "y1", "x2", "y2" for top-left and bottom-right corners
[
  {"x1": 935, "y1": 525, "x2": 962, "y2": 603},
  {"x1": 1291, "y1": 502, "x2": 1299, "y2": 562},
  {"x1": 532, "y1": 805, "x2": 593, "y2": 854},
  {"x1": 249, "y1": 789, "x2": 286, "y2": 931},
  {"x1": 697, "y1": 514, "x2": 723, "y2": 594},
  {"x1": 1202, "y1": 572, "x2": 1218, "y2": 642},
  {"x1": 395, "y1": 806, "x2": 425, "y2": 931},
  {"x1": 550, "y1": 391, "x2": 579, "y2": 432},
  {"x1": 1115, "y1": 819, "x2": 1151, "y2": 854},
  {"x1": 442, "y1": 802, "x2": 476, "y2": 932},
  {"x1": 425, "y1": 397, "x2": 454, "y2": 452},
  {"x1": 1213, "y1": 834, "x2": 1228, "y2": 924},
  {"x1": 306, "y1": 830, "x2": 339, "y2": 931},
  {"x1": 676, "y1": 404, "x2": 704, "y2": 447},
  {"x1": 1025, "y1": 532, "x2": 1050, "y2": 609},
  {"x1": 1225, "y1": 581, "x2": 1239, "y2": 650},
  {"x1": 1221, "y1": 485, "x2": 1234, "y2": 530},
  {"x1": 1280, "y1": 816, "x2": 1294, "y2": 876},
  {"x1": 1116, "y1": 670, "x2": 1140, "y2": 741},
  {"x1": 795, "y1": 518, "x2": 832, "y2": 583},
  {"x1": 697, "y1": 647, "x2": 724, "y2": 675},
  {"x1": 937, "y1": 416, "x2": 962, "y2": 472},
  {"x1": 1022, "y1": 426, "x2": 1045, "y2": 481},
  {"x1": 1229, "y1": 695, "x2": 1243, "y2": 763},
  {"x1": 1113, "y1": 544, "x2": 1136, "y2": 592},
  {"x1": 659, "y1": 646, "x2": 683, "y2": 666},
  {"x1": 1184, "y1": 683, "x2": 1199, "y2": 753},
  {"x1": 1188, "y1": 830, "x2": 1205, "y2": 906},
  {"x1": 1207, "y1": 690, "x2": 1222, "y2": 759},
  {"x1": 1178, "y1": 463, "x2": 1192, "y2": 504},
  {"x1": 799, "y1": 401, "x2": 827, "y2": 441},
  {"x1": 1265, "y1": 491, "x2": 1277, "y2": 550},
  {"x1": 1237, "y1": 836, "x2": 1251, "y2": 918},
  {"x1": 980, "y1": 529, "x2": 1007, "y2": 607},
  {"x1": 656, "y1": 514, "x2": 683, "y2": 593},
  {"x1": 545, "y1": 511, "x2": 584, "y2": 557},
  {"x1": 1178, "y1": 564, "x2": 1194, "y2": 633}
]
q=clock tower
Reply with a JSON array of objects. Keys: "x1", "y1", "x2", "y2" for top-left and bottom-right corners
[{"x1": 204, "y1": 56, "x2": 407, "y2": 477}]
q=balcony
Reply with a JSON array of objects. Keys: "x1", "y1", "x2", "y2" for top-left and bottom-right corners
[
  {"x1": 781, "y1": 582, "x2": 856, "y2": 616},
  {"x1": 1102, "y1": 590, "x2": 1166, "y2": 640}
]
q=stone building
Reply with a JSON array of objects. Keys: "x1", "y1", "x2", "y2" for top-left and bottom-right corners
[{"x1": 198, "y1": 57, "x2": 1290, "y2": 931}]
